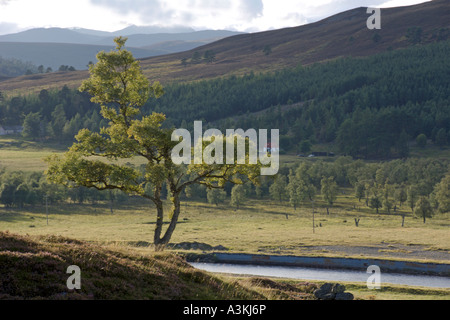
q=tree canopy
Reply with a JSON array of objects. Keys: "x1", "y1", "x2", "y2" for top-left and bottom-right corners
[{"x1": 45, "y1": 37, "x2": 261, "y2": 249}]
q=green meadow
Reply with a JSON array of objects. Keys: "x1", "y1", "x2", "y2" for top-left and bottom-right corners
[{"x1": 1, "y1": 195, "x2": 448, "y2": 262}]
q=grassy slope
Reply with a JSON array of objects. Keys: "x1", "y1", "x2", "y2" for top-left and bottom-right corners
[
  {"x1": 0, "y1": 231, "x2": 317, "y2": 300},
  {"x1": 1, "y1": 232, "x2": 448, "y2": 300}
]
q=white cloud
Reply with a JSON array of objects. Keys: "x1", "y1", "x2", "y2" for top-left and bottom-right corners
[
  {"x1": 89, "y1": 0, "x2": 265, "y2": 31},
  {"x1": 0, "y1": 22, "x2": 21, "y2": 35},
  {"x1": 0, "y1": 0, "x2": 433, "y2": 34},
  {"x1": 0, "y1": 0, "x2": 137, "y2": 32},
  {"x1": 378, "y1": 0, "x2": 431, "y2": 7}
]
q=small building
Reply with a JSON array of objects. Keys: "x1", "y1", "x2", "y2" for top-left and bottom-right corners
[
  {"x1": 263, "y1": 143, "x2": 280, "y2": 154},
  {"x1": 0, "y1": 125, "x2": 23, "y2": 135}
]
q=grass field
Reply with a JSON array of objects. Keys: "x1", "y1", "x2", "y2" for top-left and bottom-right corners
[
  {"x1": 0, "y1": 136, "x2": 64, "y2": 172},
  {"x1": 1, "y1": 196, "x2": 448, "y2": 262},
  {"x1": 1, "y1": 197, "x2": 449, "y2": 300}
]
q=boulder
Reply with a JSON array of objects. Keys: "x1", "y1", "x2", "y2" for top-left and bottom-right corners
[
  {"x1": 332, "y1": 283, "x2": 346, "y2": 294},
  {"x1": 314, "y1": 283, "x2": 354, "y2": 300},
  {"x1": 335, "y1": 292, "x2": 355, "y2": 300}
]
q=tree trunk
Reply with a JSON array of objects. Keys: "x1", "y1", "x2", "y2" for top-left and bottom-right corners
[
  {"x1": 160, "y1": 193, "x2": 182, "y2": 245},
  {"x1": 401, "y1": 214, "x2": 405, "y2": 227},
  {"x1": 109, "y1": 190, "x2": 114, "y2": 214},
  {"x1": 153, "y1": 199, "x2": 165, "y2": 251},
  {"x1": 153, "y1": 185, "x2": 165, "y2": 250},
  {"x1": 153, "y1": 191, "x2": 182, "y2": 251},
  {"x1": 326, "y1": 207, "x2": 329, "y2": 215}
]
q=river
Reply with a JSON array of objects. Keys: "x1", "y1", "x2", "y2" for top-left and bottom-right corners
[{"x1": 190, "y1": 262, "x2": 450, "y2": 288}]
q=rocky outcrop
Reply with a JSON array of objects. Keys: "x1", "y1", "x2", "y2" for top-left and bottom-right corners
[
  {"x1": 314, "y1": 283, "x2": 354, "y2": 300},
  {"x1": 169, "y1": 242, "x2": 228, "y2": 251}
]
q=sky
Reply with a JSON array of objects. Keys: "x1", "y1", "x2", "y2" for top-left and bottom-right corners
[{"x1": 0, "y1": 0, "x2": 432, "y2": 35}]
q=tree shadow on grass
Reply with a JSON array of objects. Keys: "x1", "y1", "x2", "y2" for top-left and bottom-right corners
[{"x1": 0, "y1": 210, "x2": 36, "y2": 223}]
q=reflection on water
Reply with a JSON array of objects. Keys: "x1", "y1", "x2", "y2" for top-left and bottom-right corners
[{"x1": 190, "y1": 262, "x2": 450, "y2": 288}]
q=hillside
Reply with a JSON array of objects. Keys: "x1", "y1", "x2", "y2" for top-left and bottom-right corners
[
  {"x1": 138, "y1": 0, "x2": 449, "y2": 83},
  {"x1": 0, "y1": 231, "x2": 319, "y2": 300},
  {"x1": 1, "y1": 38, "x2": 448, "y2": 159},
  {"x1": 0, "y1": 0, "x2": 448, "y2": 95}
]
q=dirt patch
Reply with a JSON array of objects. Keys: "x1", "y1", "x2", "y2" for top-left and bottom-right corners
[
  {"x1": 169, "y1": 242, "x2": 229, "y2": 251},
  {"x1": 297, "y1": 243, "x2": 450, "y2": 262},
  {"x1": 245, "y1": 277, "x2": 317, "y2": 300},
  {"x1": 256, "y1": 242, "x2": 450, "y2": 262}
]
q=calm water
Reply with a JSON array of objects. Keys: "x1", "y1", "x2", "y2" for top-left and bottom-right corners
[{"x1": 190, "y1": 262, "x2": 450, "y2": 288}]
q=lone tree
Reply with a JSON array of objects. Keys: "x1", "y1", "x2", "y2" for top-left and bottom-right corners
[
  {"x1": 45, "y1": 37, "x2": 261, "y2": 250},
  {"x1": 414, "y1": 196, "x2": 433, "y2": 223},
  {"x1": 416, "y1": 134, "x2": 427, "y2": 148},
  {"x1": 207, "y1": 188, "x2": 226, "y2": 206},
  {"x1": 433, "y1": 173, "x2": 450, "y2": 213},
  {"x1": 269, "y1": 174, "x2": 287, "y2": 203},
  {"x1": 203, "y1": 50, "x2": 216, "y2": 63},
  {"x1": 354, "y1": 182, "x2": 365, "y2": 202},
  {"x1": 231, "y1": 184, "x2": 246, "y2": 209},
  {"x1": 320, "y1": 176, "x2": 338, "y2": 215}
]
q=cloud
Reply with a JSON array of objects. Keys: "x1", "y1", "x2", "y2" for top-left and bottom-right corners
[
  {"x1": 89, "y1": 0, "x2": 264, "y2": 30},
  {"x1": 239, "y1": 0, "x2": 264, "y2": 19},
  {"x1": 289, "y1": 0, "x2": 389, "y2": 21},
  {"x1": 90, "y1": 0, "x2": 180, "y2": 23},
  {"x1": 0, "y1": 22, "x2": 21, "y2": 35},
  {"x1": 378, "y1": 0, "x2": 431, "y2": 8},
  {"x1": 86, "y1": 0, "x2": 431, "y2": 32}
]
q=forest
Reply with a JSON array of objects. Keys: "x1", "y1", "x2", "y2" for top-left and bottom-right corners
[
  {"x1": 0, "y1": 56, "x2": 39, "y2": 78},
  {"x1": 1, "y1": 40, "x2": 449, "y2": 160}
]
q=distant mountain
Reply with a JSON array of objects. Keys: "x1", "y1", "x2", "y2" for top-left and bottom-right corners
[
  {"x1": 69, "y1": 28, "x2": 115, "y2": 38},
  {"x1": 0, "y1": 27, "x2": 242, "y2": 71},
  {"x1": 92, "y1": 30, "x2": 243, "y2": 47},
  {"x1": 73, "y1": 25, "x2": 197, "y2": 37},
  {"x1": 114, "y1": 25, "x2": 196, "y2": 35},
  {"x1": 0, "y1": 26, "x2": 241, "y2": 47},
  {"x1": 0, "y1": 28, "x2": 101, "y2": 44},
  {"x1": 0, "y1": 42, "x2": 163, "y2": 71}
]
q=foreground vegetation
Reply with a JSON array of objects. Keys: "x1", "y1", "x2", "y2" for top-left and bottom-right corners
[
  {"x1": 17, "y1": 230, "x2": 444, "y2": 301},
  {"x1": 0, "y1": 231, "x2": 283, "y2": 300},
  {"x1": 0, "y1": 230, "x2": 448, "y2": 300}
]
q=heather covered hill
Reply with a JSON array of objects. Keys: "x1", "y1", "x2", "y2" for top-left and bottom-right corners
[
  {"x1": 130, "y1": 0, "x2": 450, "y2": 83},
  {"x1": 0, "y1": 232, "x2": 318, "y2": 300}
]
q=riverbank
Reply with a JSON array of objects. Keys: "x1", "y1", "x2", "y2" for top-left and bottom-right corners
[{"x1": 185, "y1": 252, "x2": 450, "y2": 277}]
